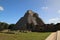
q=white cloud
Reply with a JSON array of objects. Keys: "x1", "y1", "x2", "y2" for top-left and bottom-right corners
[
  {"x1": 46, "y1": 0, "x2": 60, "y2": 14},
  {"x1": 48, "y1": 18, "x2": 60, "y2": 24},
  {"x1": 57, "y1": 10, "x2": 60, "y2": 14},
  {"x1": 0, "y1": 6, "x2": 4, "y2": 11},
  {"x1": 41, "y1": 7, "x2": 48, "y2": 11}
]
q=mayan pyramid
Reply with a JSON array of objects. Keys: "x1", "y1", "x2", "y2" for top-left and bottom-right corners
[{"x1": 15, "y1": 10, "x2": 44, "y2": 31}]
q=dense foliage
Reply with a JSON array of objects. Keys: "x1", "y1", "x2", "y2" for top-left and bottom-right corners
[
  {"x1": 0, "y1": 22, "x2": 60, "y2": 32},
  {"x1": 0, "y1": 22, "x2": 15, "y2": 31},
  {"x1": 0, "y1": 22, "x2": 8, "y2": 31}
]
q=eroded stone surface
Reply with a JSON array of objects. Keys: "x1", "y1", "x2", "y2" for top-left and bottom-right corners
[{"x1": 15, "y1": 10, "x2": 44, "y2": 31}]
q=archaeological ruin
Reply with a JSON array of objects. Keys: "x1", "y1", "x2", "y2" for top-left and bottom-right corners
[{"x1": 15, "y1": 10, "x2": 60, "y2": 32}]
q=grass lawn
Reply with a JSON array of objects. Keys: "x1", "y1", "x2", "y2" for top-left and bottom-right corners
[{"x1": 0, "y1": 32, "x2": 51, "y2": 40}]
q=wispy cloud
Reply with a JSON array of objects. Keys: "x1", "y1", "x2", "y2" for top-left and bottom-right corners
[
  {"x1": 0, "y1": 6, "x2": 4, "y2": 11},
  {"x1": 41, "y1": 7, "x2": 48, "y2": 11},
  {"x1": 48, "y1": 18, "x2": 60, "y2": 24},
  {"x1": 57, "y1": 10, "x2": 60, "y2": 14}
]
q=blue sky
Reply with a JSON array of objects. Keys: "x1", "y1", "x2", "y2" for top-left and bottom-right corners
[{"x1": 0, "y1": 0, "x2": 60, "y2": 24}]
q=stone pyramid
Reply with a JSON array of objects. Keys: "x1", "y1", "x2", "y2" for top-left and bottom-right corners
[{"x1": 15, "y1": 10, "x2": 44, "y2": 31}]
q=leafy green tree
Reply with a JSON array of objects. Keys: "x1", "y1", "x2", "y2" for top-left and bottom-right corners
[
  {"x1": 8, "y1": 24, "x2": 15, "y2": 31},
  {"x1": 0, "y1": 22, "x2": 9, "y2": 31}
]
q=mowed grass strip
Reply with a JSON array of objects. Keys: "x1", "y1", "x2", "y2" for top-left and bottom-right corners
[{"x1": 0, "y1": 32, "x2": 51, "y2": 40}]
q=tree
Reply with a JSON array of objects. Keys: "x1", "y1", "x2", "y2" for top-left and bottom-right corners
[
  {"x1": 8, "y1": 24, "x2": 15, "y2": 31},
  {"x1": 0, "y1": 22, "x2": 9, "y2": 31}
]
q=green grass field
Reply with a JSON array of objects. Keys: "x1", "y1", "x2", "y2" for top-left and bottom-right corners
[{"x1": 0, "y1": 32, "x2": 51, "y2": 40}]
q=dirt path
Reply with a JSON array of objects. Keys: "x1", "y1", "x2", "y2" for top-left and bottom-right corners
[
  {"x1": 45, "y1": 30, "x2": 60, "y2": 40},
  {"x1": 57, "y1": 31, "x2": 60, "y2": 40},
  {"x1": 45, "y1": 32, "x2": 57, "y2": 40}
]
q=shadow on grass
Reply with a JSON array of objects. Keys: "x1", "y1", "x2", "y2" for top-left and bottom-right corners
[{"x1": 32, "y1": 31, "x2": 56, "y2": 33}]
